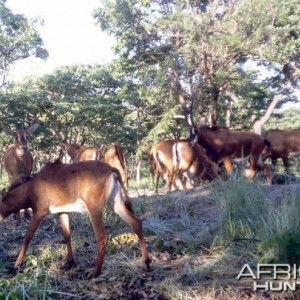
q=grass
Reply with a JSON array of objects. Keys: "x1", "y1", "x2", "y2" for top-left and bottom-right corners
[{"x1": 1, "y1": 172, "x2": 300, "y2": 299}]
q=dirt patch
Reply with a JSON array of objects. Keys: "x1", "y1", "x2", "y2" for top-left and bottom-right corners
[{"x1": 0, "y1": 182, "x2": 299, "y2": 299}]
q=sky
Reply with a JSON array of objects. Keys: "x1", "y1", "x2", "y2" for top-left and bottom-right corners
[
  {"x1": 6, "y1": 0, "x2": 116, "y2": 81},
  {"x1": 4, "y1": 0, "x2": 300, "y2": 105}
]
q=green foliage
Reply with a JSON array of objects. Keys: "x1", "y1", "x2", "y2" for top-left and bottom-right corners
[
  {"x1": 229, "y1": 76, "x2": 273, "y2": 130},
  {"x1": 1, "y1": 0, "x2": 299, "y2": 175},
  {"x1": 94, "y1": 0, "x2": 300, "y2": 130},
  {"x1": 0, "y1": 269, "x2": 52, "y2": 300},
  {"x1": 259, "y1": 232, "x2": 300, "y2": 264},
  {"x1": 215, "y1": 176, "x2": 266, "y2": 241},
  {"x1": 264, "y1": 108, "x2": 300, "y2": 132},
  {"x1": 216, "y1": 176, "x2": 300, "y2": 265},
  {"x1": 0, "y1": 0, "x2": 48, "y2": 86},
  {"x1": 0, "y1": 64, "x2": 137, "y2": 163},
  {"x1": 231, "y1": 0, "x2": 300, "y2": 64}
]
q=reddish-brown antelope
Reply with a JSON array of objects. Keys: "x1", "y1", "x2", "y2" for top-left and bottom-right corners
[
  {"x1": 3, "y1": 123, "x2": 41, "y2": 223},
  {"x1": 148, "y1": 147, "x2": 177, "y2": 192},
  {"x1": 0, "y1": 160, "x2": 151, "y2": 278},
  {"x1": 60, "y1": 143, "x2": 101, "y2": 163},
  {"x1": 188, "y1": 125, "x2": 271, "y2": 183},
  {"x1": 148, "y1": 149, "x2": 156, "y2": 184},
  {"x1": 104, "y1": 144, "x2": 129, "y2": 191},
  {"x1": 153, "y1": 139, "x2": 219, "y2": 193},
  {"x1": 262, "y1": 128, "x2": 300, "y2": 173}
]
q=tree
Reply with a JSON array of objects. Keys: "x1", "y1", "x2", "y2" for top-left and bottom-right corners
[
  {"x1": 94, "y1": 0, "x2": 300, "y2": 134},
  {"x1": 0, "y1": 0, "x2": 48, "y2": 87},
  {"x1": 0, "y1": 64, "x2": 139, "y2": 169}
]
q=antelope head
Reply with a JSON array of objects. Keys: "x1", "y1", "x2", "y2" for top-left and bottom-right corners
[{"x1": 3, "y1": 124, "x2": 41, "y2": 153}]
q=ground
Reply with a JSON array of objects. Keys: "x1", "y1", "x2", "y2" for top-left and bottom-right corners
[{"x1": 0, "y1": 181, "x2": 300, "y2": 299}]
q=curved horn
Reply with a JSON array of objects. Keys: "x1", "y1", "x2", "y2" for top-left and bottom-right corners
[
  {"x1": 25, "y1": 123, "x2": 42, "y2": 135},
  {"x1": 3, "y1": 127, "x2": 17, "y2": 138}
]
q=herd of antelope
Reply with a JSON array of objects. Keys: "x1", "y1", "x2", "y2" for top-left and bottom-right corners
[
  {"x1": 0, "y1": 124, "x2": 141, "y2": 278},
  {"x1": 0, "y1": 121, "x2": 300, "y2": 278}
]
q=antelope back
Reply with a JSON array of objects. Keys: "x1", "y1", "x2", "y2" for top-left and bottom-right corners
[
  {"x1": 60, "y1": 143, "x2": 101, "y2": 163},
  {"x1": 191, "y1": 125, "x2": 266, "y2": 160},
  {"x1": 153, "y1": 140, "x2": 176, "y2": 171},
  {"x1": 104, "y1": 144, "x2": 128, "y2": 187},
  {"x1": 173, "y1": 140, "x2": 195, "y2": 171},
  {"x1": 266, "y1": 129, "x2": 300, "y2": 154}
]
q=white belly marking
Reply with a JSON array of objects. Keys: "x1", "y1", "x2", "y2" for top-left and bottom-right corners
[{"x1": 49, "y1": 198, "x2": 88, "y2": 214}]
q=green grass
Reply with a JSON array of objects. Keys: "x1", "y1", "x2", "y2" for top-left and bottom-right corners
[
  {"x1": 214, "y1": 175, "x2": 300, "y2": 266},
  {"x1": 1, "y1": 172, "x2": 300, "y2": 299}
]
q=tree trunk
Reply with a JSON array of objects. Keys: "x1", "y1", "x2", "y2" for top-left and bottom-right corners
[
  {"x1": 226, "y1": 105, "x2": 231, "y2": 127},
  {"x1": 253, "y1": 82, "x2": 292, "y2": 135},
  {"x1": 135, "y1": 107, "x2": 142, "y2": 184},
  {"x1": 136, "y1": 159, "x2": 141, "y2": 183}
]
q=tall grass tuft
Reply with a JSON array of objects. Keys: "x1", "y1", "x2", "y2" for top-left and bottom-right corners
[
  {"x1": 258, "y1": 185, "x2": 300, "y2": 263},
  {"x1": 215, "y1": 175, "x2": 300, "y2": 264},
  {"x1": 215, "y1": 175, "x2": 266, "y2": 242}
]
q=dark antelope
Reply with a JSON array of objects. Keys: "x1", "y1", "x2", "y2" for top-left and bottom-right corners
[
  {"x1": 104, "y1": 144, "x2": 129, "y2": 191},
  {"x1": 60, "y1": 143, "x2": 101, "y2": 163},
  {"x1": 3, "y1": 124, "x2": 41, "y2": 223},
  {"x1": 189, "y1": 125, "x2": 271, "y2": 183},
  {"x1": 0, "y1": 160, "x2": 151, "y2": 278},
  {"x1": 262, "y1": 128, "x2": 300, "y2": 173},
  {"x1": 153, "y1": 139, "x2": 219, "y2": 193}
]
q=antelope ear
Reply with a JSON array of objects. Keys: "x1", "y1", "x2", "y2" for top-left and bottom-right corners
[
  {"x1": 3, "y1": 127, "x2": 17, "y2": 138},
  {"x1": 25, "y1": 123, "x2": 41, "y2": 135},
  {"x1": 60, "y1": 143, "x2": 67, "y2": 149}
]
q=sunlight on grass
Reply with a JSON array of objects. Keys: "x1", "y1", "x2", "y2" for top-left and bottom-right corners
[{"x1": 1, "y1": 173, "x2": 300, "y2": 299}]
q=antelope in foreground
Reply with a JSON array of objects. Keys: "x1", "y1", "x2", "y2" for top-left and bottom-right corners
[
  {"x1": 3, "y1": 123, "x2": 41, "y2": 223},
  {"x1": 60, "y1": 143, "x2": 101, "y2": 163},
  {"x1": 104, "y1": 144, "x2": 129, "y2": 191},
  {"x1": 188, "y1": 125, "x2": 271, "y2": 183},
  {"x1": 0, "y1": 160, "x2": 151, "y2": 278},
  {"x1": 153, "y1": 139, "x2": 219, "y2": 193},
  {"x1": 262, "y1": 128, "x2": 300, "y2": 173}
]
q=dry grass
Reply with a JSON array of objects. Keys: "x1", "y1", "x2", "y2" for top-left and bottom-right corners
[{"x1": 1, "y1": 177, "x2": 300, "y2": 299}]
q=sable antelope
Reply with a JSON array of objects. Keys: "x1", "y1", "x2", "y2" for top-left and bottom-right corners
[
  {"x1": 3, "y1": 124, "x2": 41, "y2": 223},
  {"x1": 153, "y1": 139, "x2": 219, "y2": 193},
  {"x1": 0, "y1": 160, "x2": 151, "y2": 278},
  {"x1": 189, "y1": 125, "x2": 271, "y2": 183},
  {"x1": 148, "y1": 149, "x2": 156, "y2": 184},
  {"x1": 148, "y1": 147, "x2": 177, "y2": 192},
  {"x1": 148, "y1": 149, "x2": 171, "y2": 186},
  {"x1": 60, "y1": 143, "x2": 101, "y2": 163},
  {"x1": 104, "y1": 144, "x2": 129, "y2": 191},
  {"x1": 262, "y1": 128, "x2": 300, "y2": 173}
]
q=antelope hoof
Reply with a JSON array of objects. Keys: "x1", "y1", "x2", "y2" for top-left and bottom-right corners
[
  {"x1": 60, "y1": 259, "x2": 75, "y2": 271},
  {"x1": 92, "y1": 269, "x2": 102, "y2": 278},
  {"x1": 24, "y1": 211, "x2": 31, "y2": 220},
  {"x1": 144, "y1": 257, "x2": 152, "y2": 270},
  {"x1": 8, "y1": 265, "x2": 18, "y2": 276}
]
